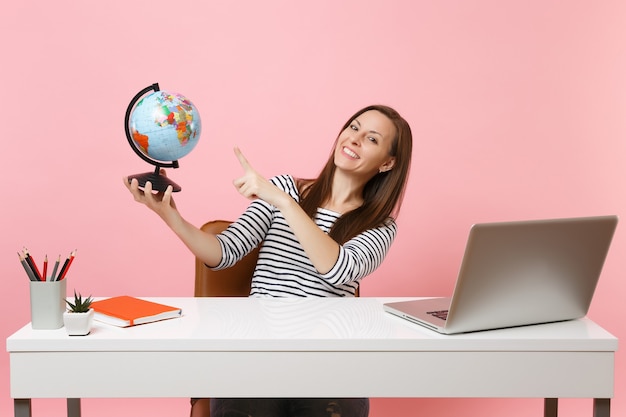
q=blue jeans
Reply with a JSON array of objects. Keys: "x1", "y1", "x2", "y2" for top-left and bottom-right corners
[{"x1": 210, "y1": 398, "x2": 369, "y2": 417}]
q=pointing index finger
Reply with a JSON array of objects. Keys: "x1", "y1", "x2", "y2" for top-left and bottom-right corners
[{"x1": 234, "y1": 146, "x2": 253, "y2": 171}]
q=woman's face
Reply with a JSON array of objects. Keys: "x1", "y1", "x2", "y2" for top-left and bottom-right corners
[{"x1": 334, "y1": 110, "x2": 397, "y2": 179}]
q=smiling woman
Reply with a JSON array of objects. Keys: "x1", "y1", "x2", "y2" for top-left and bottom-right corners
[{"x1": 124, "y1": 104, "x2": 413, "y2": 417}]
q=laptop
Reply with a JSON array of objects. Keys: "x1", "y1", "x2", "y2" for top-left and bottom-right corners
[{"x1": 384, "y1": 215, "x2": 618, "y2": 334}]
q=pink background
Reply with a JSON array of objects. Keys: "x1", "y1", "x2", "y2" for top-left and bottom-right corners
[{"x1": 2, "y1": 1, "x2": 625, "y2": 416}]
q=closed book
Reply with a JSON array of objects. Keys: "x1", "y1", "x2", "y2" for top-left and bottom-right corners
[{"x1": 91, "y1": 296, "x2": 182, "y2": 327}]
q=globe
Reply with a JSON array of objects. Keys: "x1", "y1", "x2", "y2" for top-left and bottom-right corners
[
  {"x1": 124, "y1": 83, "x2": 202, "y2": 192},
  {"x1": 129, "y1": 90, "x2": 202, "y2": 162}
]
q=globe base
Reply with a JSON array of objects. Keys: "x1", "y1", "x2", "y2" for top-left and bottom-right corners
[{"x1": 127, "y1": 171, "x2": 181, "y2": 193}]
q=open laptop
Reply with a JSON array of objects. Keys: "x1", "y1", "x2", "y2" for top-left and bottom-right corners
[{"x1": 384, "y1": 215, "x2": 618, "y2": 334}]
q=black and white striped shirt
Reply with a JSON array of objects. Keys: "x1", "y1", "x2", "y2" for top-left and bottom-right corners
[{"x1": 214, "y1": 175, "x2": 397, "y2": 297}]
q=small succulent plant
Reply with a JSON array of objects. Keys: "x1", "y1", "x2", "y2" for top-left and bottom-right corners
[{"x1": 66, "y1": 290, "x2": 93, "y2": 313}]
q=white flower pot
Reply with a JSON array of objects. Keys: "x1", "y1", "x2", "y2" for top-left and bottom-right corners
[{"x1": 63, "y1": 309, "x2": 94, "y2": 336}]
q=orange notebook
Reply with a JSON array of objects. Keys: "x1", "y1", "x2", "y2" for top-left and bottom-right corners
[{"x1": 91, "y1": 296, "x2": 182, "y2": 327}]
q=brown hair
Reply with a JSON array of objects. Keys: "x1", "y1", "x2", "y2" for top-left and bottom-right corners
[{"x1": 299, "y1": 105, "x2": 413, "y2": 244}]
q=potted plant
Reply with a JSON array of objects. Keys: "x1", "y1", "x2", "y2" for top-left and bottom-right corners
[{"x1": 63, "y1": 290, "x2": 94, "y2": 336}]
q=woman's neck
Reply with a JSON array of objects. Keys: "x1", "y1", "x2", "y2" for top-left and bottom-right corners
[{"x1": 323, "y1": 173, "x2": 365, "y2": 214}]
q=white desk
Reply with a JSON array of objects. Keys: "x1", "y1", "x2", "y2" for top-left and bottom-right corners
[{"x1": 6, "y1": 297, "x2": 617, "y2": 417}]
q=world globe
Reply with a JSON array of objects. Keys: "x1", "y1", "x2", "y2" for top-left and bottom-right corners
[
  {"x1": 129, "y1": 90, "x2": 201, "y2": 162},
  {"x1": 124, "y1": 83, "x2": 202, "y2": 192}
]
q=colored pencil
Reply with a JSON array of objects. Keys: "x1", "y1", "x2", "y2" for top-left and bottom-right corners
[
  {"x1": 18, "y1": 252, "x2": 38, "y2": 282},
  {"x1": 56, "y1": 254, "x2": 71, "y2": 281},
  {"x1": 42, "y1": 255, "x2": 48, "y2": 282},
  {"x1": 59, "y1": 249, "x2": 76, "y2": 281},
  {"x1": 50, "y1": 255, "x2": 60, "y2": 282},
  {"x1": 58, "y1": 250, "x2": 76, "y2": 281},
  {"x1": 23, "y1": 248, "x2": 43, "y2": 281}
]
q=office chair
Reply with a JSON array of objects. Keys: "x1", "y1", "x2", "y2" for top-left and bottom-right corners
[{"x1": 194, "y1": 220, "x2": 260, "y2": 297}]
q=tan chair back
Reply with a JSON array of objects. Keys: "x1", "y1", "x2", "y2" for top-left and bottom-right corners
[{"x1": 194, "y1": 220, "x2": 260, "y2": 297}]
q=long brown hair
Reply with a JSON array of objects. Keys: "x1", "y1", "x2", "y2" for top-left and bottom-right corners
[{"x1": 299, "y1": 105, "x2": 413, "y2": 244}]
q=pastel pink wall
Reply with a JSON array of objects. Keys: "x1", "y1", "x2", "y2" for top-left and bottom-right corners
[{"x1": 2, "y1": 1, "x2": 625, "y2": 416}]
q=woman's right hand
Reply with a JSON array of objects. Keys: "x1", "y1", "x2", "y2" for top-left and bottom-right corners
[
  {"x1": 123, "y1": 175, "x2": 224, "y2": 267},
  {"x1": 123, "y1": 176, "x2": 181, "y2": 226}
]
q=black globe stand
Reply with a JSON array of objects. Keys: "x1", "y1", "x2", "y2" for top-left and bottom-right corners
[
  {"x1": 124, "y1": 82, "x2": 182, "y2": 192},
  {"x1": 127, "y1": 165, "x2": 182, "y2": 193}
]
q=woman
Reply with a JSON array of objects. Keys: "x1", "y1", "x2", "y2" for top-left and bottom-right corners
[{"x1": 124, "y1": 104, "x2": 413, "y2": 417}]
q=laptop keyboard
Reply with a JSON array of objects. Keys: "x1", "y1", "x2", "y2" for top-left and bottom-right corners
[{"x1": 427, "y1": 310, "x2": 448, "y2": 321}]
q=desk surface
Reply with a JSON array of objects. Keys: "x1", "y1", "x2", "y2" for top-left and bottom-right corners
[
  {"x1": 6, "y1": 297, "x2": 618, "y2": 351},
  {"x1": 6, "y1": 297, "x2": 618, "y2": 400}
]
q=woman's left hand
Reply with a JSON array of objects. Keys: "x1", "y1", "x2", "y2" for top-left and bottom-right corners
[
  {"x1": 234, "y1": 147, "x2": 340, "y2": 273},
  {"x1": 233, "y1": 147, "x2": 291, "y2": 209}
]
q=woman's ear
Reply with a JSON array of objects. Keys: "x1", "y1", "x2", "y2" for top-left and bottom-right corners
[{"x1": 379, "y1": 157, "x2": 396, "y2": 173}]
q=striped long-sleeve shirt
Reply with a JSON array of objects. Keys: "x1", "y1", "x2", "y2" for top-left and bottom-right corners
[{"x1": 214, "y1": 175, "x2": 397, "y2": 297}]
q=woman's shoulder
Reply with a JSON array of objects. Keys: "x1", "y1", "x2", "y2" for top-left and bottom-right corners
[
  {"x1": 269, "y1": 174, "x2": 300, "y2": 197},
  {"x1": 369, "y1": 217, "x2": 397, "y2": 234},
  {"x1": 383, "y1": 217, "x2": 397, "y2": 228},
  {"x1": 269, "y1": 174, "x2": 296, "y2": 187},
  {"x1": 360, "y1": 217, "x2": 397, "y2": 238}
]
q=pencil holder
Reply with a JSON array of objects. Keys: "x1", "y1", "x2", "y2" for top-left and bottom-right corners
[{"x1": 29, "y1": 279, "x2": 67, "y2": 329}]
